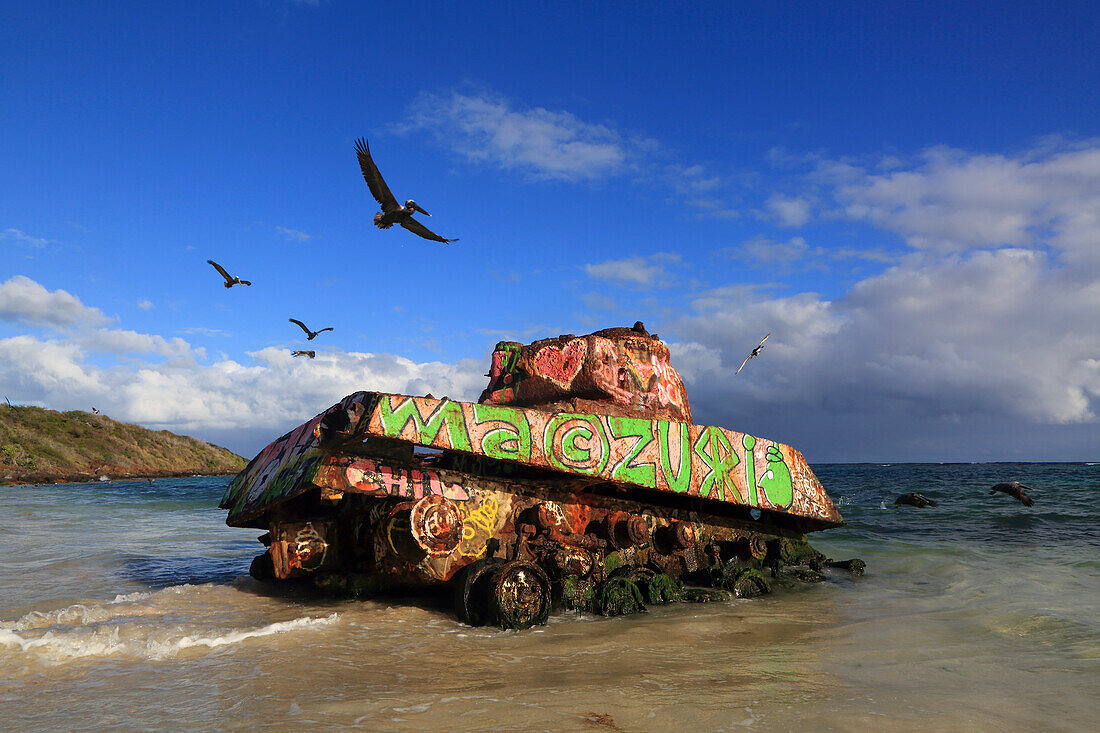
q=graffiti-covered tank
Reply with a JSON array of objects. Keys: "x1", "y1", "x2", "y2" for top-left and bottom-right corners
[{"x1": 221, "y1": 324, "x2": 862, "y2": 629}]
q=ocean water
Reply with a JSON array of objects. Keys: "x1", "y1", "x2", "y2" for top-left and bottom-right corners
[{"x1": 1, "y1": 465, "x2": 1097, "y2": 731}]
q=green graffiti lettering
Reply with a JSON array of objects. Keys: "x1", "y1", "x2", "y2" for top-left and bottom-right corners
[
  {"x1": 378, "y1": 397, "x2": 473, "y2": 452},
  {"x1": 743, "y1": 434, "x2": 757, "y2": 506},
  {"x1": 608, "y1": 416, "x2": 656, "y2": 487},
  {"x1": 472, "y1": 403, "x2": 532, "y2": 462},
  {"x1": 544, "y1": 413, "x2": 609, "y2": 476},
  {"x1": 758, "y1": 445, "x2": 794, "y2": 508},
  {"x1": 694, "y1": 426, "x2": 739, "y2": 502},
  {"x1": 657, "y1": 421, "x2": 692, "y2": 493}
]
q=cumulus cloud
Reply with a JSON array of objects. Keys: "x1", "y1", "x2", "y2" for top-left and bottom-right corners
[
  {"x1": 403, "y1": 89, "x2": 645, "y2": 181},
  {"x1": 822, "y1": 141, "x2": 1100, "y2": 266},
  {"x1": 584, "y1": 252, "x2": 681, "y2": 287},
  {"x1": 137, "y1": 299, "x2": 154, "y2": 311},
  {"x1": 670, "y1": 248, "x2": 1100, "y2": 452},
  {"x1": 0, "y1": 276, "x2": 110, "y2": 328},
  {"x1": 0, "y1": 334, "x2": 486, "y2": 456}
]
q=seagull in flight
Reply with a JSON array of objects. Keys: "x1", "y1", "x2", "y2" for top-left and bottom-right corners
[
  {"x1": 354, "y1": 137, "x2": 458, "y2": 244},
  {"x1": 289, "y1": 319, "x2": 333, "y2": 340},
  {"x1": 736, "y1": 333, "x2": 771, "y2": 374},
  {"x1": 207, "y1": 260, "x2": 251, "y2": 288}
]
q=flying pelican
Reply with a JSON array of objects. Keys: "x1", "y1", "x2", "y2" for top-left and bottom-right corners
[
  {"x1": 291, "y1": 350, "x2": 316, "y2": 359},
  {"x1": 354, "y1": 137, "x2": 458, "y2": 244},
  {"x1": 207, "y1": 260, "x2": 251, "y2": 288},
  {"x1": 289, "y1": 319, "x2": 333, "y2": 340},
  {"x1": 988, "y1": 482, "x2": 1036, "y2": 507},
  {"x1": 736, "y1": 333, "x2": 771, "y2": 374}
]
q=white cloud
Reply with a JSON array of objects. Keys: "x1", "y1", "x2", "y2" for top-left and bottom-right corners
[
  {"x1": 671, "y1": 247, "x2": 1100, "y2": 441},
  {"x1": 0, "y1": 276, "x2": 110, "y2": 328},
  {"x1": 821, "y1": 141, "x2": 1100, "y2": 269},
  {"x1": 765, "y1": 194, "x2": 813, "y2": 226},
  {"x1": 137, "y1": 299, "x2": 154, "y2": 311},
  {"x1": 0, "y1": 333, "x2": 486, "y2": 455},
  {"x1": 403, "y1": 89, "x2": 650, "y2": 181},
  {"x1": 79, "y1": 329, "x2": 201, "y2": 359},
  {"x1": 276, "y1": 226, "x2": 312, "y2": 242},
  {"x1": 1, "y1": 228, "x2": 50, "y2": 248},
  {"x1": 716, "y1": 236, "x2": 895, "y2": 270},
  {"x1": 584, "y1": 252, "x2": 681, "y2": 287}
]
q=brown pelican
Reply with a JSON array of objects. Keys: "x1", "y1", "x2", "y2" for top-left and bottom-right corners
[
  {"x1": 736, "y1": 333, "x2": 771, "y2": 374},
  {"x1": 354, "y1": 138, "x2": 458, "y2": 244},
  {"x1": 895, "y1": 493, "x2": 938, "y2": 508},
  {"x1": 289, "y1": 319, "x2": 333, "y2": 340},
  {"x1": 291, "y1": 350, "x2": 316, "y2": 359},
  {"x1": 207, "y1": 260, "x2": 251, "y2": 288},
  {"x1": 988, "y1": 482, "x2": 1036, "y2": 507}
]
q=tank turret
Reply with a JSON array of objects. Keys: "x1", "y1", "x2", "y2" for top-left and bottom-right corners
[{"x1": 479, "y1": 322, "x2": 692, "y2": 423}]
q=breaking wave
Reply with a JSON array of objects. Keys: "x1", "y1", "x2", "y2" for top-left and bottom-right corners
[{"x1": 0, "y1": 586, "x2": 339, "y2": 663}]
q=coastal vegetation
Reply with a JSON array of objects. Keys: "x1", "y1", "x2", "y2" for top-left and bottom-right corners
[{"x1": 0, "y1": 405, "x2": 245, "y2": 484}]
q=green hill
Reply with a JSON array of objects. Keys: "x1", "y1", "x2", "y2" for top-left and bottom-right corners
[{"x1": 0, "y1": 405, "x2": 246, "y2": 484}]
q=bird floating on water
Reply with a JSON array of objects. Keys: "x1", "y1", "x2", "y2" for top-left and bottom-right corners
[
  {"x1": 207, "y1": 260, "x2": 251, "y2": 288},
  {"x1": 736, "y1": 333, "x2": 771, "y2": 374},
  {"x1": 291, "y1": 350, "x2": 316, "y2": 359},
  {"x1": 895, "y1": 493, "x2": 938, "y2": 508},
  {"x1": 988, "y1": 482, "x2": 1036, "y2": 507},
  {"x1": 289, "y1": 319, "x2": 333, "y2": 340},
  {"x1": 354, "y1": 137, "x2": 458, "y2": 244}
]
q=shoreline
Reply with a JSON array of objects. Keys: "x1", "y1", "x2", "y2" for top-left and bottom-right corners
[{"x1": 1, "y1": 468, "x2": 241, "y2": 486}]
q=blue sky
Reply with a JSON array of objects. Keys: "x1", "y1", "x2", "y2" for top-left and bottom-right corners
[{"x1": 3, "y1": 1, "x2": 1099, "y2": 462}]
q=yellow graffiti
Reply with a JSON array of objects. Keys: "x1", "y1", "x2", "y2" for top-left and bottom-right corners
[{"x1": 459, "y1": 492, "x2": 500, "y2": 555}]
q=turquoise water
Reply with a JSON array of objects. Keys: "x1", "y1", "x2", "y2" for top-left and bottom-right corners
[{"x1": 1, "y1": 465, "x2": 1097, "y2": 731}]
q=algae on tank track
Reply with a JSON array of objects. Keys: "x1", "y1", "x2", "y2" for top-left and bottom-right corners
[{"x1": 222, "y1": 323, "x2": 862, "y2": 629}]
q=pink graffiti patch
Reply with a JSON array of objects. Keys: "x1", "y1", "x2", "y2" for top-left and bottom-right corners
[
  {"x1": 534, "y1": 338, "x2": 587, "y2": 388},
  {"x1": 345, "y1": 458, "x2": 469, "y2": 501}
]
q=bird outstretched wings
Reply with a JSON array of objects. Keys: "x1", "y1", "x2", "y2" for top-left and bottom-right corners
[
  {"x1": 401, "y1": 217, "x2": 459, "y2": 244},
  {"x1": 736, "y1": 333, "x2": 771, "y2": 374},
  {"x1": 355, "y1": 138, "x2": 399, "y2": 212},
  {"x1": 208, "y1": 259, "x2": 233, "y2": 282},
  {"x1": 289, "y1": 318, "x2": 333, "y2": 339}
]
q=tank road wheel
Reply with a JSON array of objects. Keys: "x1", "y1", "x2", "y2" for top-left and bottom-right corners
[
  {"x1": 487, "y1": 560, "x2": 552, "y2": 630},
  {"x1": 641, "y1": 572, "x2": 680, "y2": 604},
  {"x1": 611, "y1": 566, "x2": 679, "y2": 605},
  {"x1": 596, "y1": 576, "x2": 646, "y2": 617},
  {"x1": 453, "y1": 557, "x2": 505, "y2": 627},
  {"x1": 731, "y1": 568, "x2": 771, "y2": 599}
]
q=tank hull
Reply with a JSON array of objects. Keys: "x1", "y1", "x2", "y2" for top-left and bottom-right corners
[{"x1": 223, "y1": 391, "x2": 860, "y2": 628}]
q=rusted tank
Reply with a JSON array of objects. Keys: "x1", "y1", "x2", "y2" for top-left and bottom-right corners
[{"x1": 221, "y1": 324, "x2": 862, "y2": 629}]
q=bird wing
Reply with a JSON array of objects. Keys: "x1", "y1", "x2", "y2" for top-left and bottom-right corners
[
  {"x1": 758, "y1": 332, "x2": 771, "y2": 348},
  {"x1": 354, "y1": 138, "x2": 399, "y2": 212},
  {"x1": 239, "y1": 280, "x2": 251, "y2": 286},
  {"x1": 207, "y1": 260, "x2": 233, "y2": 283},
  {"x1": 735, "y1": 355, "x2": 752, "y2": 374},
  {"x1": 316, "y1": 327, "x2": 334, "y2": 334},
  {"x1": 289, "y1": 318, "x2": 310, "y2": 335},
  {"x1": 400, "y1": 216, "x2": 458, "y2": 243}
]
